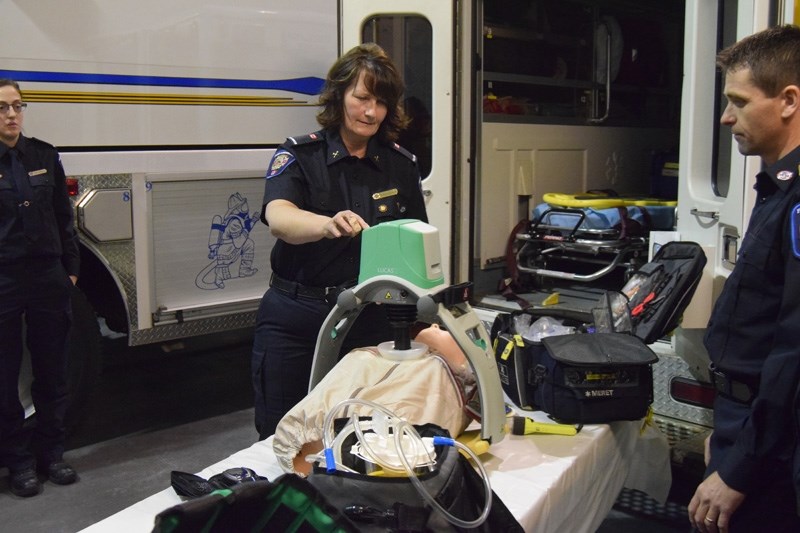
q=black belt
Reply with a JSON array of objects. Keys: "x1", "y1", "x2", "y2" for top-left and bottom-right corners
[
  {"x1": 709, "y1": 365, "x2": 757, "y2": 404},
  {"x1": 269, "y1": 273, "x2": 355, "y2": 303}
]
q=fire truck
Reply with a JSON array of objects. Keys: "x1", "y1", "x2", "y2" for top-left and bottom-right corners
[{"x1": 4, "y1": 0, "x2": 795, "y2": 476}]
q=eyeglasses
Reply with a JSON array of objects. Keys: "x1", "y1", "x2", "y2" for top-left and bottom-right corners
[{"x1": 0, "y1": 103, "x2": 27, "y2": 115}]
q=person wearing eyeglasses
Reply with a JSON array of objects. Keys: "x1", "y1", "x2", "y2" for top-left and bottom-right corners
[{"x1": 0, "y1": 79, "x2": 80, "y2": 498}]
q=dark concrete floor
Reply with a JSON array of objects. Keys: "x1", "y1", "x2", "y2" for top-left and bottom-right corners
[{"x1": 0, "y1": 329, "x2": 257, "y2": 532}]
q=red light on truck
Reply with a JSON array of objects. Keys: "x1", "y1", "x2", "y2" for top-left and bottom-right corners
[
  {"x1": 66, "y1": 178, "x2": 79, "y2": 197},
  {"x1": 670, "y1": 377, "x2": 716, "y2": 409}
]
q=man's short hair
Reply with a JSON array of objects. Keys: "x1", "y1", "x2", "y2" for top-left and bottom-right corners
[{"x1": 717, "y1": 24, "x2": 800, "y2": 96}]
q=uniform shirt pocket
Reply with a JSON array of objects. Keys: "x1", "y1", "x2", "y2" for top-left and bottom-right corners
[
  {"x1": 29, "y1": 170, "x2": 53, "y2": 187},
  {"x1": 0, "y1": 174, "x2": 16, "y2": 222},
  {"x1": 0, "y1": 174, "x2": 14, "y2": 191},
  {"x1": 308, "y1": 188, "x2": 344, "y2": 217},
  {"x1": 29, "y1": 170, "x2": 54, "y2": 202},
  {"x1": 731, "y1": 234, "x2": 782, "y2": 319},
  {"x1": 372, "y1": 198, "x2": 402, "y2": 221},
  {"x1": 737, "y1": 234, "x2": 781, "y2": 285}
]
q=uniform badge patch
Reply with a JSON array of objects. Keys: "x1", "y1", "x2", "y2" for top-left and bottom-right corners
[
  {"x1": 793, "y1": 203, "x2": 800, "y2": 259},
  {"x1": 778, "y1": 170, "x2": 793, "y2": 181},
  {"x1": 266, "y1": 150, "x2": 295, "y2": 179}
]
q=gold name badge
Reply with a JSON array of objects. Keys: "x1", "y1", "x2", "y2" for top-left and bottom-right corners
[
  {"x1": 372, "y1": 188, "x2": 398, "y2": 200},
  {"x1": 28, "y1": 169, "x2": 47, "y2": 176}
]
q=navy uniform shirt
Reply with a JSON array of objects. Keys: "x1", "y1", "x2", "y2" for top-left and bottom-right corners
[
  {"x1": 261, "y1": 128, "x2": 428, "y2": 287},
  {"x1": 703, "y1": 145, "x2": 800, "y2": 490},
  {"x1": 0, "y1": 135, "x2": 79, "y2": 276}
]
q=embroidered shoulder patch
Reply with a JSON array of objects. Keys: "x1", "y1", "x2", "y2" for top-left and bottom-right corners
[
  {"x1": 265, "y1": 150, "x2": 295, "y2": 179},
  {"x1": 793, "y1": 203, "x2": 800, "y2": 259}
]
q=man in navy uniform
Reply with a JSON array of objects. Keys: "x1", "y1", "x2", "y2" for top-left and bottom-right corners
[{"x1": 688, "y1": 26, "x2": 800, "y2": 533}]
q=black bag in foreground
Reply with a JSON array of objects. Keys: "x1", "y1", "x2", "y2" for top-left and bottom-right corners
[
  {"x1": 303, "y1": 424, "x2": 522, "y2": 532},
  {"x1": 153, "y1": 425, "x2": 523, "y2": 533},
  {"x1": 153, "y1": 475, "x2": 361, "y2": 533}
]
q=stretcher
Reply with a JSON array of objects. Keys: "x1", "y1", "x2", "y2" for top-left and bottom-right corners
[{"x1": 515, "y1": 193, "x2": 677, "y2": 284}]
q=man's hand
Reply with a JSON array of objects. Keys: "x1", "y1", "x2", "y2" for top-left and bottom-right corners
[{"x1": 688, "y1": 471, "x2": 745, "y2": 533}]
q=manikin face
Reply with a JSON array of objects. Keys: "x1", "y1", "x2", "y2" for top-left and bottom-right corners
[
  {"x1": 720, "y1": 68, "x2": 786, "y2": 165},
  {"x1": 0, "y1": 85, "x2": 24, "y2": 147},
  {"x1": 340, "y1": 70, "x2": 388, "y2": 145}
]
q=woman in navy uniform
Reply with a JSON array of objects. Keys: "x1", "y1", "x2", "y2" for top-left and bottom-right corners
[
  {"x1": 251, "y1": 43, "x2": 428, "y2": 439},
  {"x1": 687, "y1": 27, "x2": 800, "y2": 533},
  {"x1": 0, "y1": 79, "x2": 80, "y2": 497}
]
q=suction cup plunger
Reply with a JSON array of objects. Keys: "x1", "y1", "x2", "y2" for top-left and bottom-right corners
[{"x1": 377, "y1": 304, "x2": 428, "y2": 360}]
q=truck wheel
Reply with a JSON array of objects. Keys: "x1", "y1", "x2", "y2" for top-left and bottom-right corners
[{"x1": 19, "y1": 286, "x2": 103, "y2": 430}]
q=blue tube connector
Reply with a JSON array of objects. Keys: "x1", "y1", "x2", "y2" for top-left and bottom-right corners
[
  {"x1": 324, "y1": 448, "x2": 336, "y2": 473},
  {"x1": 433, "y1": 436, "x2": 455, "y2": 447}
]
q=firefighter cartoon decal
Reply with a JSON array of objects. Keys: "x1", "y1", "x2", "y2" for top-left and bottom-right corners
[{"x1": 196, "y1": 192, "x2": 260, "y2": 290}]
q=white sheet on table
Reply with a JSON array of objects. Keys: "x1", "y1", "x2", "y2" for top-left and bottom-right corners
[{"x1": 79, "y1": 418, "x2": 671, "y2": 533}]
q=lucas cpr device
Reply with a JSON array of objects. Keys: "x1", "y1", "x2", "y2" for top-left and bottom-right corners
[{"x1": 309, "y1": 219, "x2": 507, "y2": 445}]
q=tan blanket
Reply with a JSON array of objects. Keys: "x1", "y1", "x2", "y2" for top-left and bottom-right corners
[{"x1": 273, "y1": 339, "x2": 475, "y2": 475}]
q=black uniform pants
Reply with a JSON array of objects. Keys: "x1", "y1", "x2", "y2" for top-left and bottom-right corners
[
  {"x1": 251, "y1": 287, "x2": 394, "y2": 440},
  {"x1": 0, "y1": 260, "x2": 73, "y2": 472},
  {"x1": 706, "y1": 396, "x2": 800, "y2": 532}
]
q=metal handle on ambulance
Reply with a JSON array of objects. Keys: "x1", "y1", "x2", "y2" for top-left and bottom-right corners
[
  {"x1": 690, "y1": 208, "x2": 719, "y2": 221},
  {"x1": 589, "y1": 28, "x2": 611, "y2": 124}
]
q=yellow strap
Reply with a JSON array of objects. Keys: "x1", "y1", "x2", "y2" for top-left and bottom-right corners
[
  {"x1": 542, "y1": 192, "x2": 677, "y2": 208},
  {"x1": 500, "y1": 339, "x2": 514, "y2": 360}
]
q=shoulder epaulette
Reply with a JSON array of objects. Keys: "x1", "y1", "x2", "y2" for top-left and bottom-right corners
[
  {"x1": 29, "y1": 137, "x2": 56, "y2": 150},
  {"x1": 390, "y1": 142, "x2": 417, "y2": 164},
  {"x1": 287, "y1": 131, "x2": 325, "y2": 146}
]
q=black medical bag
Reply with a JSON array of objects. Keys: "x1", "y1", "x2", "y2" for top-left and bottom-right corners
[{"x1": 491, "y1": 241, "x2": 706, "y2": 424}]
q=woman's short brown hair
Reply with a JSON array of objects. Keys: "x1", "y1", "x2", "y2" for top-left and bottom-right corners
[{"x1": 316, "y1": 43, "x2": 409, "y2": 142}]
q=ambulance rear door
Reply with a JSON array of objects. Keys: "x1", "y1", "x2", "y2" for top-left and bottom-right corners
[
  {"x1": 340, "y1": 1, "x2": 455, "y2": 283},
  {"x1": 674, "y1": 0, "x2": 781, "y2": 369}
]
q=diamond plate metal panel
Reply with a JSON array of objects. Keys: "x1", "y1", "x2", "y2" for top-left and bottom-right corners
[
  {"x1": 652, "y1": 351, "x2": 713, "y2": 427},
  {"x1": 73, "y1": 174, "x2": 133, "y2": 192},
  {"x1": 73, "y1": 174, "x2": 140, "y2": 337},
  {"x1": 128, "y1": 311, "x2": 257, "y2": 346}
]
